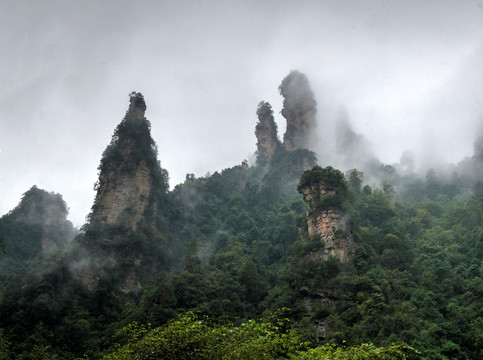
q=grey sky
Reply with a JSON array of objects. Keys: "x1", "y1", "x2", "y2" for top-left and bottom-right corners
[{"x1": 1, "y1": 0, "x2": 482, "y2": 226}]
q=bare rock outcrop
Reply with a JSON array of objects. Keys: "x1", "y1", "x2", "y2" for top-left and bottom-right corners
[
  {"x1": 89, "y1": 92, "x2": 168, "y2": 232},
  {"x1": 91, "y1": 156, "x2": 153, "y2": 230},
  {"x1": 296, "y1": 166, "x2": 357, "y2": 341},
  {"x1": 255, "y1": 101, "x2": 281, "y2": 164},
  {"x1": 298, "y1": 166, "x2": 356, "y2": 262},
  {"x1": 280, "y1": 70, "x2": 317, "y2": 152}
]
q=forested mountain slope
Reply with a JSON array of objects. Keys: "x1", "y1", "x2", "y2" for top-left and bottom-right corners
[{"x1": 0, "y1": 71, "x2": 481, "y2": 359}]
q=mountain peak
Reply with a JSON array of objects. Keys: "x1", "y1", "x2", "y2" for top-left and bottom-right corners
[
  {"x1": 279, "y1": 70, "x2": 317, "y2": 152},
  {"x1": 1, "y1": 185, "x2": 74, "y2": 255},
  {"x1": 127, "y1": 91, "x2": 147, "y2": 122},
  {"x1": 255, "y1": 101, "x2": 280, "y2": 165},
  {"x1": 88, "y1": 92, "x2": 169, "y2": 231}
]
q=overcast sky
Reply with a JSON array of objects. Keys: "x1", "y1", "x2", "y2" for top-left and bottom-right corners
[{"x1": 1, "y1": 0, "x2": 482, "y2": 226}]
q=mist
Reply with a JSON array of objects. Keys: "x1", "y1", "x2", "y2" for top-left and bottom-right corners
[{"x1": 1, "y1": 1, "x2": 482, "y2": 226}]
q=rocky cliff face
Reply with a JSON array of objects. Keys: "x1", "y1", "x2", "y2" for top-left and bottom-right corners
[
  {"x1": 255, "y1": 101, "x2": 280, "y2": 164},
  {"x1": 298, "y1": 167, "x2": 356, "y2": 262},
  {"x1": 89, "y1": 92, "x2": 168, "y2": 231},
  {"x1": 76, "y1": 92, "x2": 170, "y2": 293},
  {"x1": 91, "y1": 157, "x2": 153, "y2": 230},
  {"x1": 296, "y1": 167, "x2": 356, "y2": 342},
  {"x1": 279, "y1": 70, "x2": 317, "y2": 152}
]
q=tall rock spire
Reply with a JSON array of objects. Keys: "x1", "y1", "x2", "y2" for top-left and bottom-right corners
[
  {"x1": 255, "y1": 101, "x2": 281, "y2": 164},
  {"x1": 126, "y1": 90, "x2": 147, "y2": 122},
  {"x1": 279, "y1": 70, "x2": 317, "y2": 151},
  {"x1": 297, "y1": 166, "x2": 356, "y2": 262},
  {"x1": 89, "y1": 92, "x2": 169, "y2": 231},
  {"x1": 76, "y1": 92, "x2": 171, "y2": 292}
]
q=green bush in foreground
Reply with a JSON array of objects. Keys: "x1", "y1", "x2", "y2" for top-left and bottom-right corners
[
  {"x1": 102, "y1": 312, "x2": 421, "y2": 360},
  {"x1": 295, "y1": 343, "x2": 422, "y2": 360}
]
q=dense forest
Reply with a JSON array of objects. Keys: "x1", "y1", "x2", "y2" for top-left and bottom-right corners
[{"x1": 0, "y1": 75, "x2": 481, "y2": 359}]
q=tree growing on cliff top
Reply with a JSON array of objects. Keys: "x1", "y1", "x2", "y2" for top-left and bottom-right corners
[{"x1": 298, "y1": 166, "x2": 348, "y2": 194}]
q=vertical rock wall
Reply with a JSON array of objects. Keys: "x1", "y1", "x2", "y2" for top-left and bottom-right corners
[
  {"x1": 89, "y1": 92, "x2": 165, "y2": 232},
  {"x1": 78, "y1": 92, "x2": 169, "y2": 293},
  {"x1": 298, "y1": 168, "x2": 356, "y2": 262},
  {"x1": 279, "y1": 70, "x2": 317, "y2": 152},
  {"x1": 255, "y1": 101, "x2": 280, "y2": 164}
]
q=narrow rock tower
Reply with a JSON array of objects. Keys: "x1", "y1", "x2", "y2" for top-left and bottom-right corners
[
  {"x1": 280, "y1": 70, "x2": 317, "y2": 152},
  {"x1": 89, "y1": 92, "x2": 169, "y2": 231},
  {"x1": 76, "y1": 92, "x2": 171, "y2": 292},
  {"x1": 255, "y1": 101, "x2": 281, "y2": 164},
  {"x1": 298, "y1": 166, "x2": 356, "y2": 262}
]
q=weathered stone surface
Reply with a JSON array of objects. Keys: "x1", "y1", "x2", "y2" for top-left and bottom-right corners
[
  {"x1": 91, "y1": 159, "x2": 153, "y2": 230},
  {"x1": 279, "y1": 70, "x2": 317, "y2": 152},
  {"x1": 89, "y1": 92, "x2": 161, "y2": 232},
  {"x1": 255, "y1": 101, "x2": 280, "y2": 164},
  {"x1": 298, "y1": 182, "x2": 356, "y2": 263},
  {"x1": 77, "y1": 93, "x2": 168, "y2": 293},
  {"x1": 297, "y1": 172, "x2": 356, "y2": 341}
]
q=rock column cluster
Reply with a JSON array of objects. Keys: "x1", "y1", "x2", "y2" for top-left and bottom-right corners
[{"x1": 254, "y1": 70, "x2": 318, "y2": 164}]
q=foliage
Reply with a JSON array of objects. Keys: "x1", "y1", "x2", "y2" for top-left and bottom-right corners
[
  {"x1": 102, "y1": 312, "x2": 305, "y2": 360},
  {"x1": 298, "y1": 166, "x2": 349, "y2": 209},
  {"x1": 102, "y1": 313, "x2": 420, "y2": 360},
  {"x1": 298, "y1": 166, "x2": 348, "y2": 193},
  {"x1": 0, "y1": 238, "x2": 5, "y2": 256},
  {"x1": 293, "y1": 342, "x2": 421, "y2": 360},
  {"x1": 0, "y1": 186, "x2": 75, "y2": 292},
  {"x1": 1, "y1": 93, "x2": 482, "y2": 359},
  {"x1": 346, "y1": 169, "x2": 363, "y2": 194},
  {"x1": 2, "y1": 158, "x2": 481, "y2": 359},
  {"x1": 0, "y1": 329, "x2": 10, "y2": 360}
]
